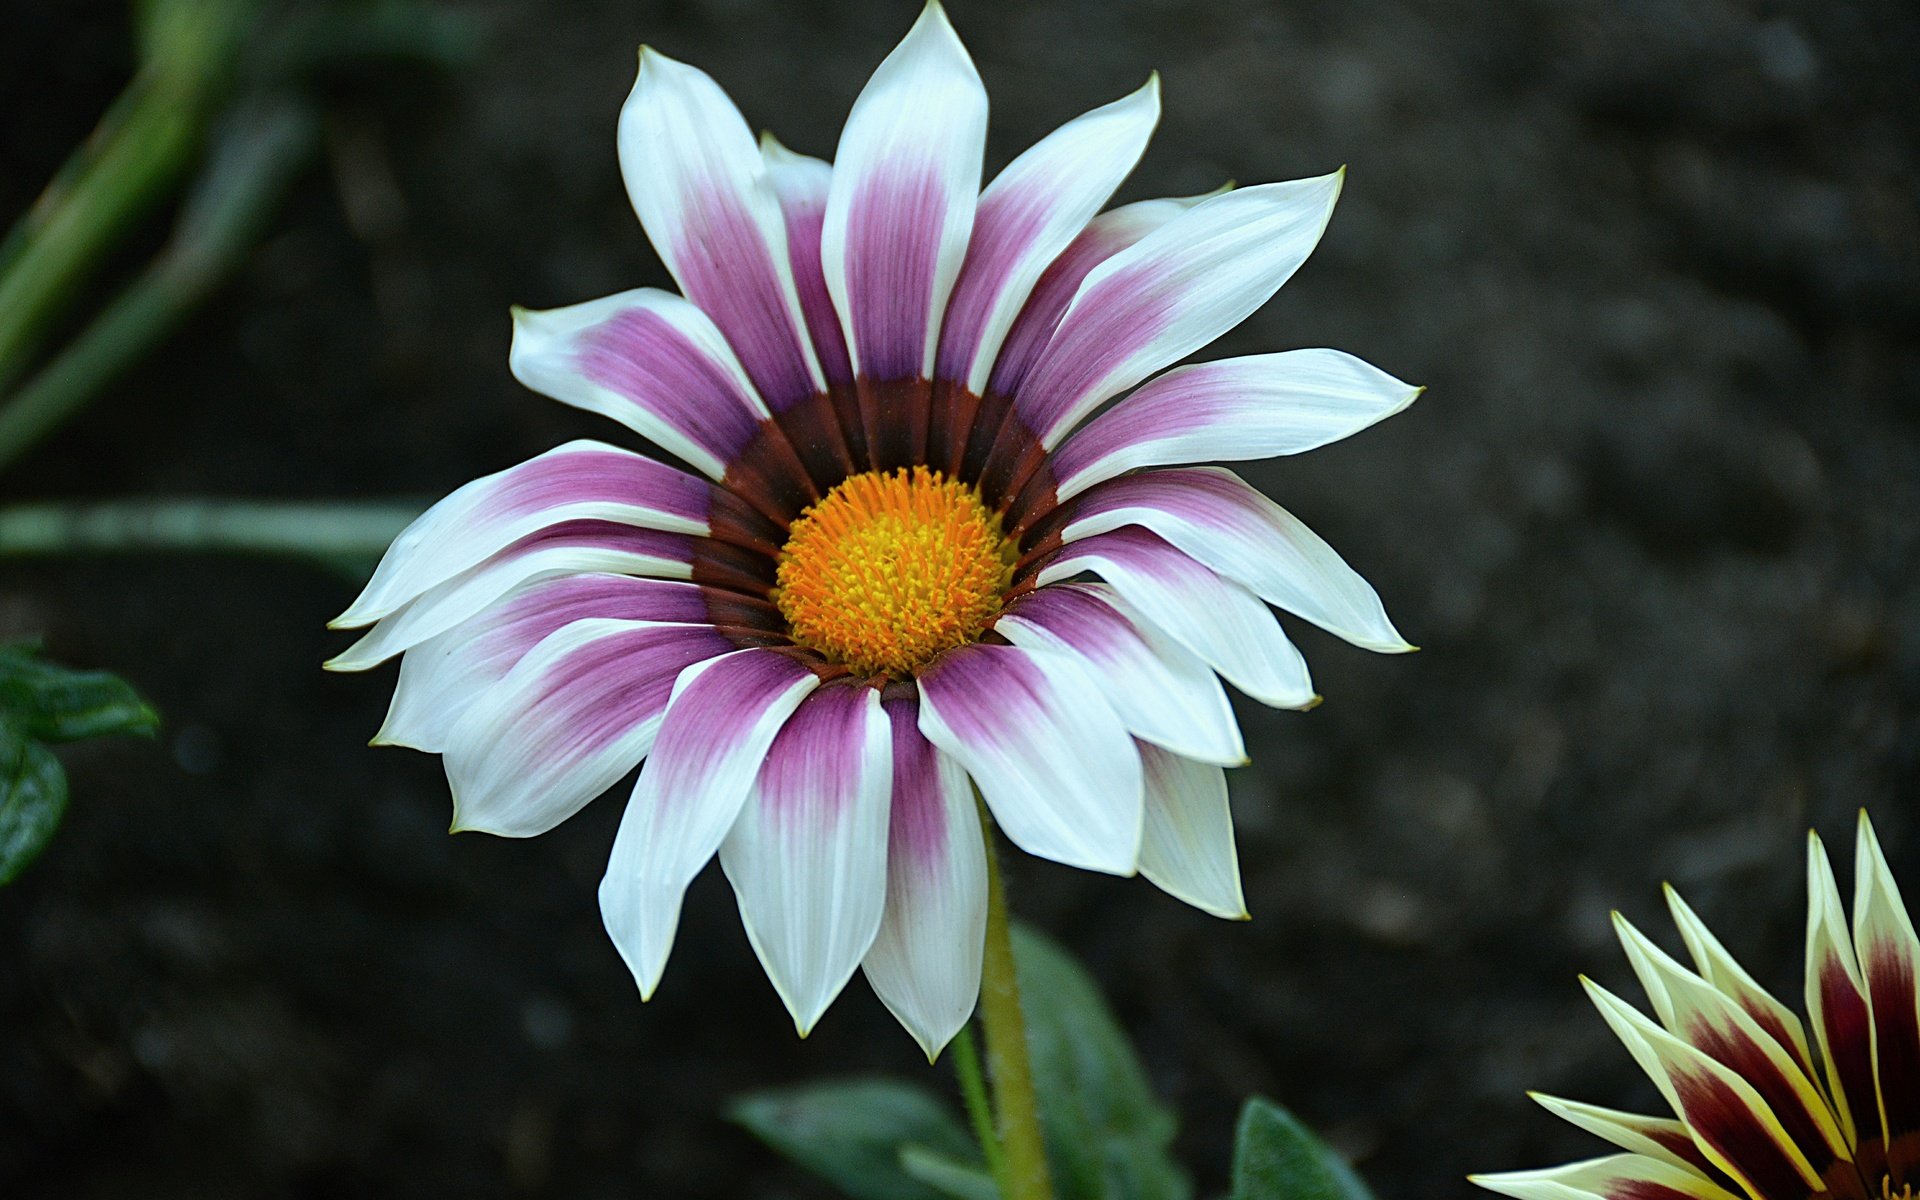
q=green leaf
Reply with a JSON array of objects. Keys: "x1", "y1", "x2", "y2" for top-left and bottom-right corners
[
  {"x1": 1011, "y1": 924, "x2": 1193, "y2": 1200},
  {"x1": 0, "y1": 644, "x2": 159, "y2": 742},
  {"x1": 729, "y1": 1078, "x2": 981, "y2": 1200},
  {"x1": 0, "y1": 728, "x2": 69, "y2": 884},
  {"x1": 899, "y1": 1145, "x2": 1001, "y2": 1200},
  {"x1": 1229, "y1": 1097, "x2": 1376, "y2": 1200}
]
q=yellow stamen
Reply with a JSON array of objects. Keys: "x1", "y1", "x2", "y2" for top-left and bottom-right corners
[
  {"x1": 774, "y1": 467, "x2": 1014, "y2": 677},
  {"x1": 1885, "y1": 1179, "x2": 1915, "y2": 1200}
]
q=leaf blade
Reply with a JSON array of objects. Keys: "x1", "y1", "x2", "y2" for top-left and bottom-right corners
[
  {"x1": 1230, "y1": 1096, "x2": 1376, "y2": 1200},
  {"x1": 0, "y1": 646, "x2": 158, "y2": 742},
  {"x1": 1011, "y1": 923, "x2": 1193, "y2": 1200},
  {"x1": 0, "y1": 732, "x2": 69, "y2": 885},
  {"x1": 728, "y1": 1077, "x2": 979, "y2": 1200}
]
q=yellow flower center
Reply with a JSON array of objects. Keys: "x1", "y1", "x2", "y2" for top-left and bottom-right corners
[
  {"x1": 774, "y1": 467, "x2": 1014, "y2": 677},
  {"x1": 1885, "y1": 1179, "x2": 1915, "y2": 1200}
]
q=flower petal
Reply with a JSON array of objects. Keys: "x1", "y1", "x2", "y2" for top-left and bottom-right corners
[
  {"x1": 988, "y1": 190, "x2": 1218, "y2": 399},
  {"x1": 1471, "y1": 1154, "x2": 1743, "y2": 1200},
  {"x1": 1015, "y1": 171, "x2": 1345, "y2": 447},
  {"x1": 862, "y1": 698, "x2": 987, "y2": 1058},
  {"x1": 821, "y1": 1, "x2": 985, "y2": 383},
  {"x1": 1853, "y1": 811, "x2": 1920, "y2": 1166},
  {"x1": 1805, "y1": 828, "x2": 1875, "y2": 1151},
  {"x1": 324, "y1": 522, "x2": 698, "y2": 671},
  {"x1": 1529, "y1": 1095, "x2": 1721, "y2": 1180},
  {"x1": 333, "y1": 441, "x2": 710, "y2": 628},
  {"x1": 377, "y1": 574, "x2": 723, "y2": 752},
  {"x1": 1664, "y1": 884, "x2": 1818, "y2": 1081},
  {"x1": 916, "y1": 641, "x2": 1142, "y2": 875},
  {"x1": 1135, "y1": 742, "x2": 1245, "y2": 920},
  {"x1": 442, "y1": 619, "x2": 735, "y2": 837},
  {"x1": 936, "y1": 75, "x2": 1160, "y2": 394},
  {"x1": 619, "y1": 48, "x2": 822, "y2": 407},
  {"x1": 1049, "y1": 349, "x2": 1422, "y2": 502},
  {"x1": 600, "y1": 649, "x2": 820, "y2": 999},
  {"x1": 509, "y1": 290, "x2": 770, "y2": 479},
  {"x1": 1063, "y1": 466, "x2": 1411, "y2": 653},
  {"x1": 762, "y1": 135, "x2": 854, "y2": 390},
  {"x1": 996, "y1": 581, "x2": 1244, "y2": 766},
  {"x1": 720, "y1": 683, "x2": 892, "y2": 1035},
  {"x1": 1611, "y1": 913, "x2": 1851, "y2": 1180},
  {"x1": 1035, "y1": 527, "x2": 1316, "y2": 709},
  {"x1": 1585, "y1": 979, "x2": 1825, "y2": 1199}
]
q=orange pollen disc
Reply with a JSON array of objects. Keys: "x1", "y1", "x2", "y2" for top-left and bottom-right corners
[{"x1": 774, "y1": 466, "x2": 1015, "y2": 677}]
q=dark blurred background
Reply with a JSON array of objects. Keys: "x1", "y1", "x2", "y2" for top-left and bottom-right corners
[{"x1": 2, "y1": 0, "x2": 1917, "y2": 1195}]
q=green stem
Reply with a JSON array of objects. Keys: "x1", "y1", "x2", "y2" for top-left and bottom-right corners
[
  {"x1": 0, "y1": 78, "x2": 201, "y2": 395},
  {"x1": 0, "y1": 499, "x2": 421, "y2": 565},
  {"x1": 975, "y1": 796, "x2": 1056, "y2": 1200},
  {"x1": 0, "y1": 0, "x2": 253, "y2": 396},
  {"x1": 0, "y1": 101, "x2": 318, "y2": 474},
  {"x1": 951, "y1": 1023, "x2": 1008, "y2": 1192}
]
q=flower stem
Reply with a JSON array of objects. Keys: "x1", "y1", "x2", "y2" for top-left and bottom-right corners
[
  {"x1": 950, "y1": 1023, "x2": 1007, "y2": 1191},
  {"x1": 974, "y1": 795, "x2": 1056, "y2": 1200},
  {"x1": 0, "y1": 498, "x2": 422, "y2": 571},
  {"x1": 0, "y1": 100, "x2": 318, "y2": 475}
]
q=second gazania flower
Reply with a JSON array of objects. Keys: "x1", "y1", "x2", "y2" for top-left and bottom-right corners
[{"x1": 327, "y1": 3, "x2": 1418, "y2": 1051}]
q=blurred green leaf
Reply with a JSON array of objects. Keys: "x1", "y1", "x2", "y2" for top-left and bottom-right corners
[
  {"x1": 1229, "y1": 1097, "x2": 1376, "y2": 1200},
  {"x1": 0, "y1": 729, "x2": 68, "y2": 885},
  {"x1": 899, "y1": 1145, "x2": 1001, "y2": 1200},
  {"x1": 1011, "y1": 924, "x2": 1193, "y2": 1200},
  {"x1": 729, "y1": 1078, "x2": 981, "y2": 1200},
  {"x1": 0, "y1": 645, "x2": 158, "y2": 886},
  {"x1": 0, "y1": 643, "x2": 160, "y2": 742}
]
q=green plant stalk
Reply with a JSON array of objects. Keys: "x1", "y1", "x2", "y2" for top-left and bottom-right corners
[
  {"x1": 951, "y1": 1023, "x2": 1009, "y2": 1193},
  {"x1": 0, "y1": 499, "x2": 420, "y2": 563},
  {"x1": 975, "y1": 796, "x2": 1056, "y2": 1200},
  {"x1": 0, "y1": 0, "x2": 256, "y2": 394},
  {"x1": 0, "y1": 79, "x2": 203, "y2": 396},
  {"x1": 0, "y1": 101, "x2": 317, "y2": 474}
]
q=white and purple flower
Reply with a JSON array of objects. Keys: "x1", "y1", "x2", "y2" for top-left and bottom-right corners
[{"x1": 328, "y1": 2, "x2": 1417, "y2": 1053}]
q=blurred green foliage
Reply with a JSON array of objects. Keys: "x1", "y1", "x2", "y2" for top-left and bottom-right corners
[{"x1": 0, "y1": 643, "x2": 158, "y2": 885}]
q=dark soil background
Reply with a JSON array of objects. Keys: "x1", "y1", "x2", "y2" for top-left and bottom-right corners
[{"x1": 3, "y1": 0, "x2": 1917, "y2": 1196}]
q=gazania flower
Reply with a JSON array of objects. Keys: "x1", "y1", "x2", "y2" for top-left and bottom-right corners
[
  {"x1": 327, "y1": 2, "x2": 1416, "y2": 1052},
  {"x1": 1473, "y1": 812, "x2": 1920, "y2": 1200}
]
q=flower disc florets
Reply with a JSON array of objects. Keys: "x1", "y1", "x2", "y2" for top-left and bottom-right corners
[{"x1": 774, "y1": 467, "x2": 1014, "y2": 677}]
